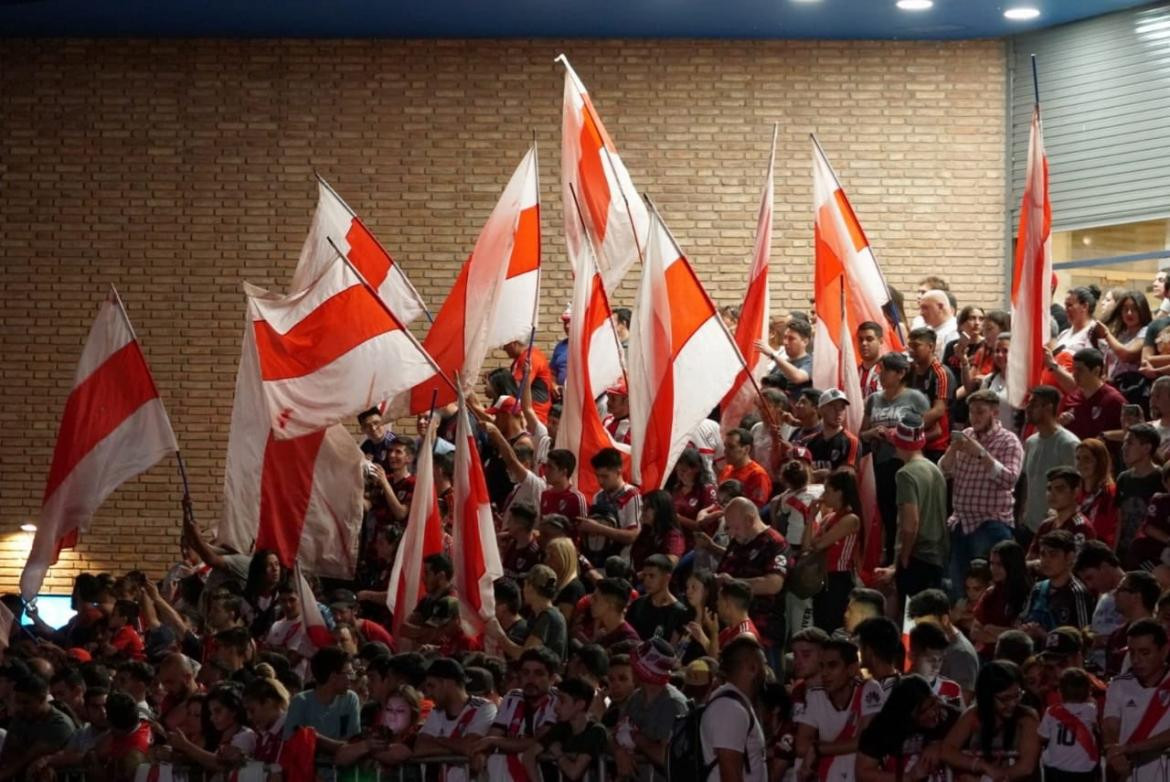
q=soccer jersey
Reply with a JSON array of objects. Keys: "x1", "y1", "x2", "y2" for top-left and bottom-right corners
[
  {"x1": 540, "y1": 485, "x2": 588, "y2": 521},
  {"x1": 718, "y1": 528, "x2": 789, "y2": 644},
  {"x1": 500, "y1": 536, "x2": 542, "y2": 581},
  {"x1": 485, "y1": 689, "x2": 557, "y2": 780},
  {"x1": 807, "y1": 429, "x2": 860, "y2": 475},
  {"x1": 930, "y1": 676, "x2": 964, "y2": 709},
  {"x1": 1104, "y1": 667, "x2": 1170, "y2": 782},
  {"x1": 592, "y1": 484, "x2": 641, "y2": 557},
  {"x1": 1039, "y1": 701, "x2": 1099, "y2": 773},
  {"x1": 719, "y1": 460, "x2": 773, "y2": 508},
  {"x1": 795, "y1": 678, "x2": 884, "y2": 782},
  {"x1": 420, "y1": 696, "x2": 498, "y2": 782}
]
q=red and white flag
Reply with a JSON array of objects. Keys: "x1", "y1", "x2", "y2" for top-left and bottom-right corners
[
  {"x1": 1006, "y1": 106, "x2": 1052, "y2": 409},
  {"x1": 720, "y1": 129, "x2": 775, "y2": 435},
  {"x1": 292, "y1": 177, "x2": 428, "y2": 325},
  {"x1": 294, "y1": 564, "x2": 335, "y2": 650},
  {"x1": 385, "y1": 416, "x2": 444, "y2": 634},
  {"x1": 629, "y1": 205, "x2": 743, "y2": 491},
  {"x1": 21, "y1": 290, "x2": 178, "y2": 600},
  {"x1": 810, "y1": 138, "x2": 904, "y2": 396},
  {"x1": 410, "y1": 146, "x2": 541, "y2": 414},
  {"x1": 555, "y1": 242, "x2": 627, "y2": 497},
  {"x1": 451, "y1": 385, "x2": 503, "y2": 639},
  {"x1": 558, "y1": 55, "x2": 649, "y2": 294},
  {"x1": 249, "y1": 257, "x2": 442, "y2": 439}
]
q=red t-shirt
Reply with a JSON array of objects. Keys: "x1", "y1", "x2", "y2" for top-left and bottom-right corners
[
  {"x1": 541, "y1": 486, "x2": 588, "y2": 520},
  {"x1": 718, "y1": 618, "x2": 761, "y2": 648},
  {"x1": 672, "y1": 482, "x2": 718, "y2": 521},
  {"x1": 1060, "y1": 382, "x2": 1125, "y2": 441},
  {"x1": 719, "y1": 461, "x2": 773, "y2": 507},
  {"x1": 357, "y1": 618, "x2": 396, "y2": 652},
  {"x1": 1079, "y1": 483, "x2": 1119, "y2": 548},
  {"x1": 511, "y1": 346, "x2": 556, "y2": 423},
  {"x1": 111, "y1": 624, "x2": 145, "y2": 661}
]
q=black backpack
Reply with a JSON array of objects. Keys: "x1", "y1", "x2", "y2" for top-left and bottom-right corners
[{"x1": 667, "y1": 689, "x2": 757, "y2": 782}]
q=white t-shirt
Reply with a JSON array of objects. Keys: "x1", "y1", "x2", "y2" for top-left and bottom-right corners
[
  {"x1": 701, "y1": 684, "x2": 767, "y2": 782},
  {"x1": 1055, "y1": 323, "x2": 1096, "y2": 355},
  {"x1": 264, "y1": 618, "x2": 316, "y2": 680},
  {"x1": 1104, "y1": 668, "x2": 1170, "y2": 782},
  {"x1": 504, "y1": 469, "x2": 547, "y2": 517},
  {"x1": 794, "y1": 679, "x2": 884, "y2": 782},
  {"x1": 420, "y1": 696, "x2": 498, "y2": 782},
  {"x1": 1038, "y1": 701, "x2": 1099, "y2": 773},
  {"x1": 688, "y1": 418, "x2": 726, "y2": 473}
]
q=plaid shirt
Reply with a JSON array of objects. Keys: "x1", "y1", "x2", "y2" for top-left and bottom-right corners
[{"x1": 943, "y1": 420, "x2": 1024, "y2": 534}]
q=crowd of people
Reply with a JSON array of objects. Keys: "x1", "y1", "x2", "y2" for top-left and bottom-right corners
[{"x1": 4, "y1": 269, "x2": 1170, "y2": 782}]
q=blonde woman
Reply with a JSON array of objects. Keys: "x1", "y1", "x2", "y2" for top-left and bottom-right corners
[{"x1": 544, "y1": 536, "x2": 587, "y2": 623}]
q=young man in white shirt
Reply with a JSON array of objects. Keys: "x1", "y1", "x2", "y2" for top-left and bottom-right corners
[
  {"x1": 700, "y1": 635, "x2": 769, "y2": 782},
  {"x1": 1103, "y1": 619, "x2": 1170, "y2": 781},
  {"x1": 415, "y1": 658, "x2": 498, "y2": 782}
]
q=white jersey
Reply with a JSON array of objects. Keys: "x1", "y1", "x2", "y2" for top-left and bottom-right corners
[
  {"x1": 1038, "y1": 701, "x2": 1099, "y2": 773},
  {"x1": 504, "y1": 469, "x2": 547, "y2": 517},
  {"x1": 687, "y1": 418, "x2": 725, "y2": 473},
  {"x1": 420, "y1": 696, "x2": 497, "y2": 782},
  {"x1": 794, "y1": 678, "x2": 883, "y2": 782},
  {"x1": 1105, "y1": 668, "x2": 1170, "y2": 782},
  {"x1": 486, "y1": 690, "x2": 557, "y2": 779},
  {"x1": 701, "y1": 684, "x2": 767, "y2": 782},
  {"x1": 263, "y1": 618, "x2": 315, "y2": 681}
]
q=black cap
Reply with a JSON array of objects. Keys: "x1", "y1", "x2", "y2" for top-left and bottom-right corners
[
  {"x1": 425, "y1": 657, "x2": 466, "y2": 685},
  {"x1": 328, "y1": 588, "x2": 358, "y2": 608}
]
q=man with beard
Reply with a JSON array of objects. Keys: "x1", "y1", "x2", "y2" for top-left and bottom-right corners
[{"x1": 476, "y1": 647, "x2": 559, "y2": 781}]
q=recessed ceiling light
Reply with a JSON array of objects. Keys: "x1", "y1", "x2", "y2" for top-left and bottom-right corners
[
  {"x1": 896, "y1": 0, "x2": 934, "y2": 10},
  {"x1": 20, "y1": 523, "x2": 37, "y2": 533},
  {"x1": 1004, "y1": 7, "x2": 1041, "y2": 20}
]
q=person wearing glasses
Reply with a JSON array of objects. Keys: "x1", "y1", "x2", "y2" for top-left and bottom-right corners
[{"x1": 939, "y1": 661, "x2": 1039, "y2": 782}]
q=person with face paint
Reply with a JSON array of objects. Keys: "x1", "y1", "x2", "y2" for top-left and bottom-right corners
[{"x1": 857, "y1": 674, "x2": 961, "y2": 782}]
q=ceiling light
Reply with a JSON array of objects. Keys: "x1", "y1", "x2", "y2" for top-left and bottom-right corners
[
  {"x1": 896, "y1": 0, "x2": 934, "y2": 10},
  {"x1": 1004, "y1": 7, "x2": 1041, "y2": 20},
  {"x1": 20, "y1": 523, "x2": 37, "y2": 533}
]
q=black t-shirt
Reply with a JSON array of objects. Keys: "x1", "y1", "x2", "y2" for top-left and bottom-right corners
[
  {"x1": 555, "y1": 578, "x2": 588, "y2": 608},
  {"x1": 1117, "y1": 469, "x2": 1166, "y2": 552},
  {"x1": 530, "y1": 607, "x2": 568, "y2": 660},
  {"x1": 543, "y1": 719, "x2": 609, "y2": 757},
  {"x1": 626, "y1": 595, "x2": 690, "y2": 642}
]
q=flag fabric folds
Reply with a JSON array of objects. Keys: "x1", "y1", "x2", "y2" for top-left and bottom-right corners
[
  {"x1": 810, "y1": 138, "x2": 904, "y2": 397},
  {"x1": 410, "y1": 147, "x2": 541, "y2": 414},
  {"x1": 555, "y1": 244, "x2": 627, "y2": 498},
  {"x1": 628, "y1": 205, "x2": 743, "y2": 491},
  {"x1": 385, "y1": 416, "x2": 444, "y2": 634},
  {"x1": 720, "y1": 130, "x2": 776, "y2": 435},
  {"x1": 292, "y1": 177, "x2": 428, "y2": 326},
  {"x1": 294, "y1": 563, "x2": 335, "y2": 650},
  {"x1": 1006, "y1": 106, "x2": 1053, "y2": 409},
  {"x1": 21, "y1": 290, "x2": 178, "y2": 600},
  {"x1": 558, "y1": 55, "x2": 649, "y2": 294},
  {"x1": 451, "y1": 385, "x2": 504, "y2": 639},
  {"x1": 248, "y1": 258, "x2": 440, "y2": 439}
]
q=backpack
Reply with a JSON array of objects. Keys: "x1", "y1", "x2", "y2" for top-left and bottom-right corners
[{"x1": 667, "y1": 688, "x2": 757, "y2": 782}]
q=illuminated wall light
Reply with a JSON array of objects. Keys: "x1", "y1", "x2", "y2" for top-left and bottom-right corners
[
  {"x1": 896, "y1": 0, "x2": 933, "y2": 9},
  {"x1": 20, "y1": 523, "x2": 37, "y2": 533},
  {"x1": 1004, "y1": 7, "x2": 1041, "y2": 21}
]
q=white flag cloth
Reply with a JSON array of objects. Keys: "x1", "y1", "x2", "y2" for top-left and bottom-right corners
[
  {"x1": 1006, "y1": 107, "x2": 1053, "y2": 408},
  {"x1": 411, "y1": 146, "x2": 541, "y2": 413},
  {"x1": 451, "y1": 385, "x2": 504, "y2": 638},
  {"x1": 720, "y1": 132, "x2": 775, "y2": 435},
  {"x1": 21, "y1": 290, "x2": 178, "y2": 600},
  {"x1": 294, "y1": 563, "x2": 335, "y2": 650},
  {"x1": 629, "y1": 207, "x2": 742, "y2": 491},
  {"x1": 385, "y1": 415, "x2": 444, "y2": 633},
  {"x1": 292, "y1": 177, "x2": 427, "y2": 325},
  {"x1": 248, "y1": 257, "x2": 440, "y2": 439},
  {"x1": 559, "y1": 55, "x2": 649, "y2": 294}
]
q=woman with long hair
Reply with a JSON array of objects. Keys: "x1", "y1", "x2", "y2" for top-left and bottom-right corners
[
  {"x1": 970, "y1": 540, "x2": 1033, "y2": 659},
  {"x1": 941, "y1": 661, "x2": 1039, "y2": 781},
  {"x1": 243, "y1": 549, "x2": 287, "y2": 637},
  {"x1": 1096, "y1": 287, "x2": 1152, "y2": 383},
  {"x1": 1076, "y1": 438, "x2": 1119, "y2": 547},
  {"x1": 857, "y1": 675, "x2": 961, "y2": 782},
  {"x1": 678, "y1": 569, "x2": 719, "y2": 663},
  {"x1": 544, "y1": 536, "x2": 587, "y2": 623},
  {"x1": 667, "y1": 447, "x2": 718, "y2": 536},
  {"x1": 808, "y1": 469, "x2": 862, "y2": 633},
  {"x1": 946, "y1": 306, "x2": 988, "y2": 426},
  {"x1": 242, "y1": 674, "x2": 290, "y2": 766},
  {"x1": 630, "y1": 489, "x2": 685, "y2": 572},
  {"x1": 169, "y1": 681, "x2": 257, "y2": 773}
]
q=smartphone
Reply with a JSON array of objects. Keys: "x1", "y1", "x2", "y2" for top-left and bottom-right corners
[{"x1": 1051, "y1": 345, "x2": 1067, "y2": 357}]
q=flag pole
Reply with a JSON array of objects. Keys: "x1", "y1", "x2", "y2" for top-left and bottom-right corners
[
  {"x1": 556, "y1": 56, "x2": 646, "y2": 272},
  {"x1": 810, "y1": 133, "x2": 907, "y2": 347},
  {"x1": 568, "y1": 182, "x2": 629, "y2": 388},
  {"x1": 314, "y1": 173, "x2": 434, "y2": 325},
  {"x1": 1030, "y1": 53, "x2": 1041, "y2": 114},
  {"x1": 327, "y1": 239, "x2": 457, "y2": 396},
  {"x1": 641, "y1": 195, "x2": 777, "y2": 429},
  {"x1": 525, "y1": 138, "x2": 543, "y2": 386},
  {"x1": 108, "y1": 285, "x2": 193, "y2": 528}
]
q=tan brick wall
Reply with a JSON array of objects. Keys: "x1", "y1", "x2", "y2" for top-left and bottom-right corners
[{"x1": 0, "y1": 38, "x2": 1007, "y2": 593}]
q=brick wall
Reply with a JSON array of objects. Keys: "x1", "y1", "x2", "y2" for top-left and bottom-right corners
[{"x1": 0, "y1": 38, "x2": 1006, "y2": 592}]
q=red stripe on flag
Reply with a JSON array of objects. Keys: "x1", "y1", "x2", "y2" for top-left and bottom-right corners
[
  {"x1": 410, "y1": 262, "x2": 471, "y2": 414},
  {"x1": 506, "y1": 205, "x2": 541, "y2": 279},
  {"x1": 43, "y1": 342, "x2": 161, "y2": 502},
  {"x1": 578, "y1": 104, "x2": 612, "y2": 243},
  {"x1": 253, "y1": 285, "x2": 399, "y2": 381},
  {"x1": 458, "y1": 433, "x2": 493, "y2": 615},
  {"x1": 256, "y1": 430, "x2": 326, "y2": 568},
  {"x1": 639, "y1": 306, "x2": 676, "y2": 491},
  {"x1": 345, "y1": 217, "x2": 393, "y2": 290},
  {"x1": 665, "y1": 261, "x2": 715, "y2": 356}
]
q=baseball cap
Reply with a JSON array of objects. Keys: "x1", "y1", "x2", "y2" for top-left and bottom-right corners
[
  {"x1": 818, "y1": 388, "x2": 850, "y2": 408},
  {"x1": 605, "y1": 379, "x2": 628, "y2": 397},
  {"x1": 425, "y1": 657, "x2": 466, "y2": 685},
  {"x1": 328, "y1": 589, "x2": 358, "y2": 608},
  {"x1": 1041, "y1": 627, "x2": 1083, "y2": 659}
]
